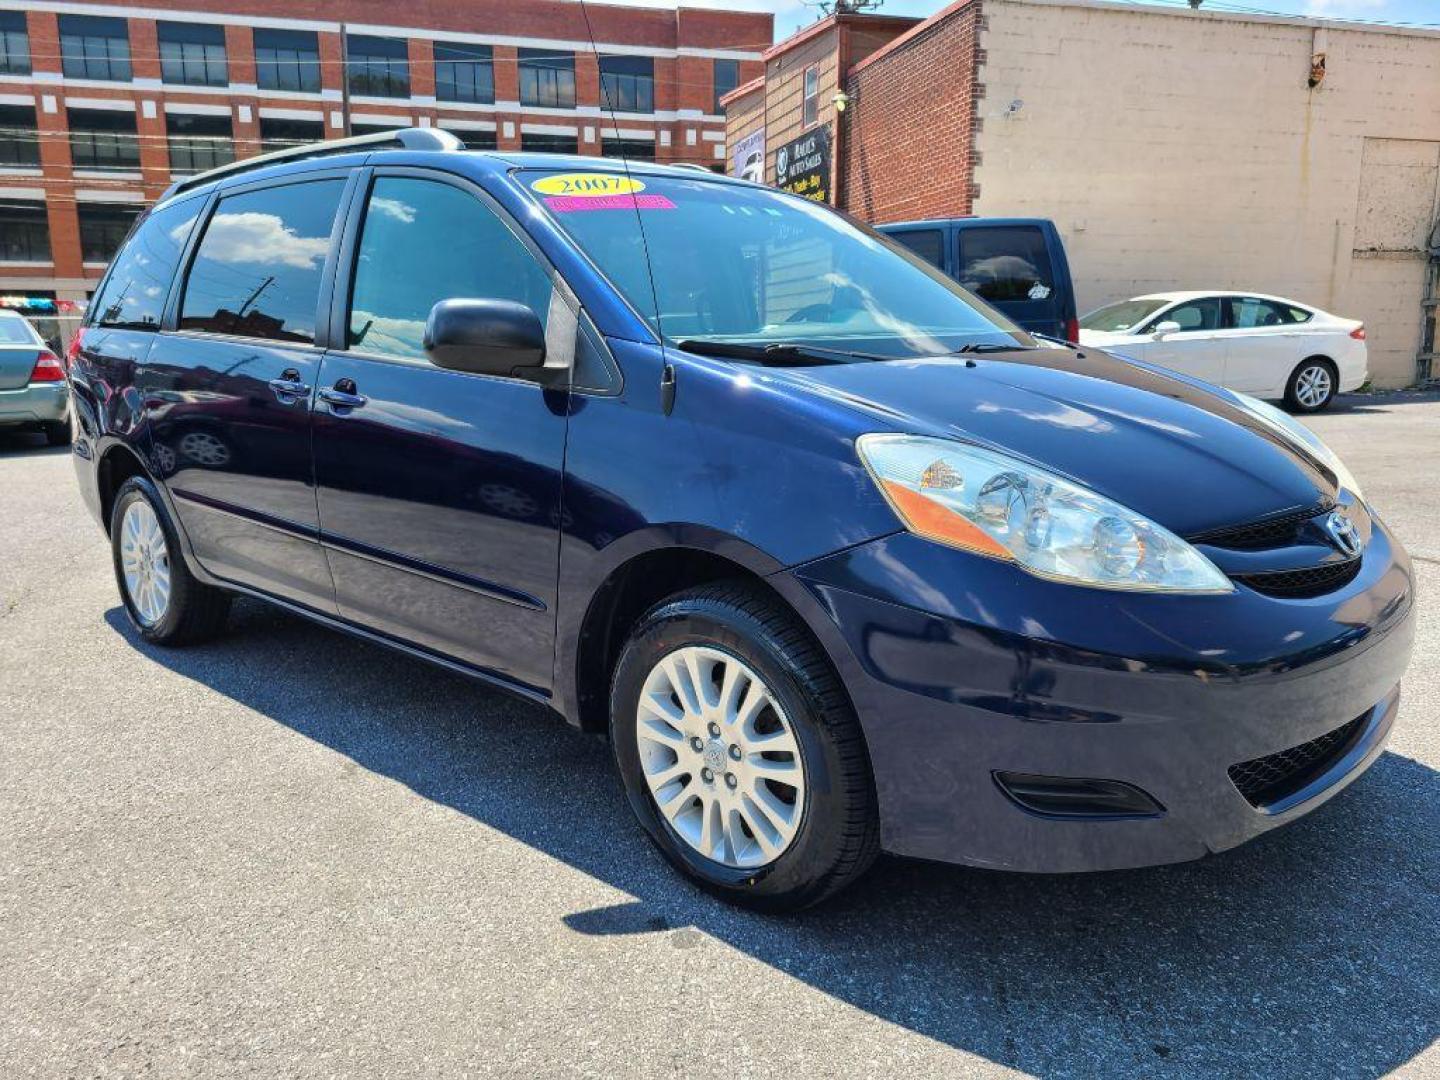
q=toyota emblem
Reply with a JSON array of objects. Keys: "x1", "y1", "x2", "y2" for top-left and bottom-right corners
[{"x1": 1324, "y1": 512, "x2": 1362, "y2": 558}]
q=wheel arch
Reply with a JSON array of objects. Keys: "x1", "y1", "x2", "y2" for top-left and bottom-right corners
[
  {"x1": 96, "y1": 440, "x2": 153, "y2": 535},
  {"x1": 566, "y1": 535, "x2": 857, "y2": 737}
]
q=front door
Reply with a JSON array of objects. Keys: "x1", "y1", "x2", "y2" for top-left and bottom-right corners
[
  {"x1": 1218, "y1": 296, "x2": 1305, "y2": 395},
  {"x1": 1139, "y1": 296, "x2": 1227, "y2": 384},
  {"x1": 145, "y1": 173, "x2": 351, "y2": 610},
  {"x1": 312, "y1": 171, "x2": 567, "y2": 693}
]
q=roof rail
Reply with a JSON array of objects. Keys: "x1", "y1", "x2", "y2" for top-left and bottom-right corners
[{"x1": 166, "y1": 126, "x2": 463, "y2": 197}]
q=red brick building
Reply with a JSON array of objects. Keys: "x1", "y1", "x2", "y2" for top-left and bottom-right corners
[{"x1": 0, "y1": 0, "x2": 771, "y2": 323}]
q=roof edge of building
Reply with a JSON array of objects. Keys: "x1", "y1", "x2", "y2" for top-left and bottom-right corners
[
  {"x1": 1010, "y1": 0, "x2": 1440, "y2": 42},
  {"x1": 849, "y1": 0, "x2": 980, "y2": 80},
  {"x1": 719, "y1": 75, "x2": 765, "y2": 109},
  {"x1": 760, "y1": 12, "x2": 920, "y2": 64}
]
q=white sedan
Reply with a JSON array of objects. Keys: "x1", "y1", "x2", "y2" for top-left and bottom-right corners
[{"x1": 1078, "y1": 291, "x2": 1367, "y2": 412}]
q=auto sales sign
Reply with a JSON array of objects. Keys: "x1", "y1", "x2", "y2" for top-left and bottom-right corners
[{"x1": 774, "y1": 126, "x2": 831, "y2": 203}]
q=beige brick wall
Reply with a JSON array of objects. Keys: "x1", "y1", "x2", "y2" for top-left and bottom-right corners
[{"x1": 973, "y1": 0, "x2": 1440, "y2": 387}]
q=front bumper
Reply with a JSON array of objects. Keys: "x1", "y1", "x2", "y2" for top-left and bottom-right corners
[
  {"x1": 0, "y1": 382, "x2": 68, "y2": 426},
  {"x1": 789, "y1": 520, "x2": 1415, "y2": 872}
]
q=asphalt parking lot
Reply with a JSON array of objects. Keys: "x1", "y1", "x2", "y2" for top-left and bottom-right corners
[{"x1": 1, "y1": 391, "x2": 1437, "y2": 1079}]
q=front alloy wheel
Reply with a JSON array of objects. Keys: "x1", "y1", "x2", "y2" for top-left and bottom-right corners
[
  {"x1": 635, "y1": 646, "x2": 806, "y2": 868},
  {"x1": 611, "y1": 581, "x2": 879, "y2": 911}
]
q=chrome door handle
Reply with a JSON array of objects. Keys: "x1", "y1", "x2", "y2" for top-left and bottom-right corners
[
  {"x1": 267, "y1": 376, "x2": 311, "y2": 398},
  {"x1": 318, "y1": 386, "x2": 368, "y2": 409}
]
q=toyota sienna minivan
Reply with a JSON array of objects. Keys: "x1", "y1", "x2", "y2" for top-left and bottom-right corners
[{"x1": 70, "y1": 130, "x2": 1415, "y2": 910}]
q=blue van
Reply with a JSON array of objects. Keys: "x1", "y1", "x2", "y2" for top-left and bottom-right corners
[
  {"x1": 70, "y1": 131, "x2": 1413, "y2": 910},
  {"x1": 877, "y1": 217, "x2": 1078, "y2": 342}
]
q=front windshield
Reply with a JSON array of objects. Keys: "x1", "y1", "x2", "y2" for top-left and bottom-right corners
[
  {"x1": 522, "y1": 171, "x2": 1027, "y2": 359},
  {"x1": 1080, "y1": 299, "x2": 1169, "y2": 333}
]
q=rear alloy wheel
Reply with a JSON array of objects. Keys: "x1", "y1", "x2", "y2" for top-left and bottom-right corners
[
  {"x1": 610, "y1": 582, "x2": 879, "y2": 911},
  {"x1": 110, "y1": 476, "x2": 231, "y2": 645},
  {"x1": 1285, "y1": 359, "x2": 1336, "y2": 413}
]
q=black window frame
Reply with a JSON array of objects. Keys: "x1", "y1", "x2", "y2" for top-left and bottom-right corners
[
  {"x1": 67, "y1": 107, "x2": 141, "y2": 171},
  {"x1": 0, "y1": 12, "x2": 31, "y2": 77},
  {"x1": 166, "y1": 111, "x2": 235, "y2": 175},
  {"x1": 713, "y1": 58, "x2": 739, "y2": 115},
  {"x1": 77, "y1": 203, "x2": 144, "y2": 264},
  {"x1": 520, "y1": 131, "x2": 578, "y2": 155},
  {"x1": 0, "y1": 200, "x2": 50, "y2": 263},
  {"x1": 157, "y1": 21, "x2": 228, "y2": 87},
  {"x1": 434, "y1": 41, "x2": 494, "y2": 105},
  {"x1": 59, "y1": 15, "x2": 132, "y2": 82},
  {"x1": 346, "y1": 34, "x2": 409, "y2": 99},
  {"x1": 599, "y1": 54, "x2": 654, "y2": 115},
  {"x1": 518, "y1": 49, "x2": 576, "y2": 109},
  {"x1": 601, "y1": 137, "x2": 655, "y2": 162},
  {"x1": 254, "y1": 27, "x2": 321, "y2": 93},
  {"x1": 0, "y1": 103, "x2": 39, "y2": 168},
  {"x1": 176, "y1": 171, "x2": 353, "y2": 347}
]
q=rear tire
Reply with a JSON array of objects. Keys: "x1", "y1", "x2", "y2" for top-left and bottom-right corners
[
  {"x1": 110, "y1": 476, "x2": 231, "y2": 645},
  {"x1": 610, "y1": 580, "x2": 879, "y2": 912},
  {"x1": 43, "y1": 414, "x2": 72, "y2": 446},
  {"x1": 1284, "y1": 358, "x2": 1337, "y2": 413}
]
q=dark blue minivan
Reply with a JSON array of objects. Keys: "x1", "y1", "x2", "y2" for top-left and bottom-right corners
[
  {"x1": 71, "y1": 130, "x2": 1414, "y2": 910},
  {"x1": 878, "y1": 217, "x2": 1078, "y2": 342}
]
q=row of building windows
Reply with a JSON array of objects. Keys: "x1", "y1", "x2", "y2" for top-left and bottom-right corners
[
  {"x1": 0, "y1": 105, "x2": 675, "y2": 176},
  {"x1": 0, "y1": 13, "x2": 743, "y2": 113},
  {"x1": 0, "y1": 200, "x2": 140, "y2": 263}
]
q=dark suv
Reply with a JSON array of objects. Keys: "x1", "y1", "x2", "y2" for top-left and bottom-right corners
[{"x1": 71, "y1": 130, "x2": 1414, "y2": 910}]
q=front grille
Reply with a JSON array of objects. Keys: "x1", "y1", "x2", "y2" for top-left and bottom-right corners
[
  {"x1": 1235, "y1": 559, "x2": 1362, "y2": 598},
  {"x1": 1228, "y1": 712, "x2": 1368, "y2": 808},
  {"x1": 1191, "y1": 503, "x2": 1331, "y2": 550}
]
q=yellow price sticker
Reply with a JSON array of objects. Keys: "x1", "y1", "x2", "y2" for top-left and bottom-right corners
[{"x1": 530, "y1": 173, "x2": 647, "y2": 197}]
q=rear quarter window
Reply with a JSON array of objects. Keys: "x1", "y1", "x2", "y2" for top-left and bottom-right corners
[
  {"x1": 89, "y1": 196, "x2": 203, "y2": 330},
  {"x1": 956, "y1": 226, "x2": 1054, "y2": 303},
  {"x1": 889, "y1": 229, "x2": 944, "y2": 268}
]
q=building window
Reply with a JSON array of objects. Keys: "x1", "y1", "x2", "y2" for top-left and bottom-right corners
[
  {"x1": 259, "y1": 117, "x2": 324, "y2": 153},
  {"x1": 599, "y1": 55, "x2": 654, "y2": 114},
  {"x1": 157, "y1": 22, "x2": 227, "y2": 86},
  {"x1": 78, "y1": 204, "x2": 143, "y2": 264},
  {"x1": 0, "y1": 12, "x2": 30, "y2": 76},
  {"x1": 349, "y1": 123, "x2": 405, "y2": 138},
  {"x1": 801, "y1": 65, "x2": 819, "y2": 129},
  {"x1": 601, "y1": 137, "x2": 655, "y2": 162},
  {"x1": 68, "y1": 108, "x2": 140, "y2": 171},
  {"x1": 347, "y1": 34, "x2": 409, "y2": 98},
  {"x1": 167, "y1": 112, "x2": 234, "y2": 174},
  {"x1": 255, "y1": 28, "x2": 320, "y2": 93},
  {"x1": 518, "y1": 50, "x2": 575, "y2": 109},
  {"x1": 0, "y1": 201, "x2": 48, "y2": 262},
  {"x1": 59, "y1": 15, "x2": 132, "y2": 82},
  {"x1": 713, "y1": 58, "x2": 739, "y2": 114},
  {"x1": 521, "y1": 131, "x2": 578, "y2": 155},
  {"x1": 452, "y1": 128, "x2": 497, "y2": 151},
  {"x1": 434, "y1": 42, "x2": 494, "y2": 105},
  {"x1": 0, "y1": 104, "x2": 39, "y2": 168}
]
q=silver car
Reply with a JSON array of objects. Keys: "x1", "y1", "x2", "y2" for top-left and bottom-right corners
[{"x1": 0, "y1": 310, "x2": 70, "y2": 445}]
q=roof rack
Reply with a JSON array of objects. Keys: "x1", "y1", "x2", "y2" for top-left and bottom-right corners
[{"x1": 167, "y1": 127, "x2": 462, "y2": 197}]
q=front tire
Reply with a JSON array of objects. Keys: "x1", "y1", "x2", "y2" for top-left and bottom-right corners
[
  {"x1": 610, "y1": 581, "x2": 879, "y2": 911},
  {"x1": 111, "y1": 476, "x2": 231, "y2": 645},
  {"x1": 1285, "y1": 358, "x2": 1337, "y2": 413}
]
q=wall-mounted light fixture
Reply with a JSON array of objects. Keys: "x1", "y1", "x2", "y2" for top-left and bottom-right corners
[{"x1": 833, "y1": 90, "x2": 851, "y2": 113}]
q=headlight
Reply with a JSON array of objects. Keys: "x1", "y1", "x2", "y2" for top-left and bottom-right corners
[
  {"x1": 1231, "y1": 393, "x2": 1364, "y2": 502},
  {"x1": 857, "y1": 434, "x2": 1232, "y2": 593}
]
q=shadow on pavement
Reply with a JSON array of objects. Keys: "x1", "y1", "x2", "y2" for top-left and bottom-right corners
[
  {"x1": 106, "y1": 599, "x2": 1440, "y2": 1077},
  {"x1": 0, "y1": 430, "x2": 70, "y2": 456}
]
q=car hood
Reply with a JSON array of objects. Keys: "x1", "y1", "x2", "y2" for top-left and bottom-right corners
[{"x1": 760, "y1": 346, "x2": 1338, "y2": 538}]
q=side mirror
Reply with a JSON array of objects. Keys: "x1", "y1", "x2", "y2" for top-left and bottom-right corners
[
  {"x1": 1152, "y1": 320, "x2": 1182, "y2": 338},
  {"x1": 424, "y1": 298, "x2": 545, "y2": 377}
]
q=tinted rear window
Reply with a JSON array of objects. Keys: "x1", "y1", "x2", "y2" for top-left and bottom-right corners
[
  {"x1": 889, "y1": 229, "x2": 943, "y2": 268},
  {"x1": 956, "y1": 226, "x2": 1054, "y2": 303},
  {"x1": 90, "y1": 196, "x2": 202, "y2": 330},
  {"x1": 180, "y1": 178, "x2": 344, "y2": 344}
]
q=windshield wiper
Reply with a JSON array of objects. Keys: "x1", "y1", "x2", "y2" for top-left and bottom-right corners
[
  {"x1": 676, "y1": 339, "x2": 889, "y2": 366},
  {"x1": 952, "y1": 340, "x2": 1042, "y2": 354}
]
